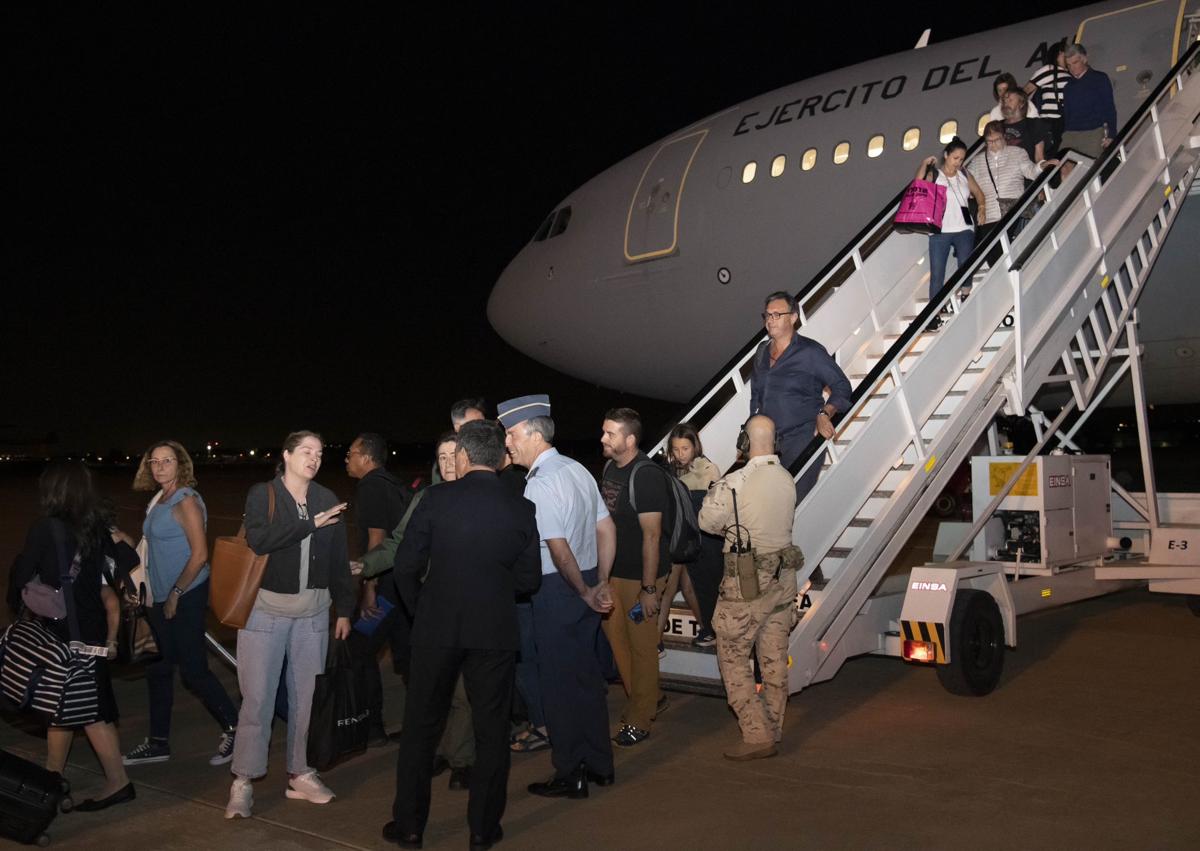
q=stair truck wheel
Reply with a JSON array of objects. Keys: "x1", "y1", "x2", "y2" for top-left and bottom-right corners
[{"x1": 937, "y1": 589, "x2": 1005, "y2": 696}]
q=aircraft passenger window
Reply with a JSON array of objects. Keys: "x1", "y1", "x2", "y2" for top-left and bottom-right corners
[
  {"x1": 833, "y1": 142, "x2": 850, "y2": 165},
  {"x1": 939, "y1": 120, "x2": 958, "y2": 144},
  {"x1": 801, "y1": 148, "x2": 817, "y2": 171},
  {"x1": 549, "y1": 205, "x2": 572, "y2": 238},
  {"x1": 977, "y1": 113, "x2": 990, "y2": 137},
  {"x1": 867, "y1": 135, "x2": 884, "y2": 158},
  {"x1": 533, "y1": 212, "x2": 555, "y2": 242},
  {"x1": 902, "y1": 127, "x2": 920, "y2": 151},
  {"x1": 742, "y1": 161, "x2": 757, "y2": 183},
  {"x1": 770, "y1": 155, "x2": 786, "y2": 177}
]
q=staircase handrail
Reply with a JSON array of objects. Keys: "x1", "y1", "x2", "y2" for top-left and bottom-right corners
[{"x1": 1012, "y1": 41, "x2": 1200, "y2": 272}]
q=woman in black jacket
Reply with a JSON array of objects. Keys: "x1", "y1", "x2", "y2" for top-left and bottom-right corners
[
  {"x1": 11, "y1": 461, "x2": 136, "y2": 810},
  {"x1": 224, "y1": 430, "x2": 354, "y2": 820}
]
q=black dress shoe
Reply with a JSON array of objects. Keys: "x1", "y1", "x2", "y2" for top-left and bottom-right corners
[
  {"x1": 585, "y1": 768, "x2": 615, "y2": 787},
  {"x1": 75, "y1": 782, "x2": 135, "y2": 812},
  {"x1": 382, "y1": 821, "x2": 422, "y2": 848},
  {"x1": 469, "y1": 825, "x2": 503, "y2": 849},
  {"x1": 528, "y1": 769, "x2": 587, "y2": 799},
  {"x1": 448, "y1": 766, "x2": 471, "y2": 790}
]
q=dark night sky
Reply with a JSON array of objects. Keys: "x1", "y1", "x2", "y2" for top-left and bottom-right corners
[{"x1": 4, "y1": 2, "x2": 1086, "y2": 454}]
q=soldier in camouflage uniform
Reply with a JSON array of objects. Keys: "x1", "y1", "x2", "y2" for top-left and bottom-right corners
[{"x1": 699, "y1": 416, "x2": 801, "y2": 760}]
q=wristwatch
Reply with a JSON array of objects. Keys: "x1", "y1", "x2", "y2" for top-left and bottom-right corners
[
  {"x1": 641, "y1": 584, "x2": 657, "y2": 595},
  {"x1": 171, "y1": 586, "x2": 184, "y2": 597}
]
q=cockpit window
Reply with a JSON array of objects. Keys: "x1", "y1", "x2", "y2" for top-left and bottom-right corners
[
  {"x1": 533, "y1": 212, "x2": 555, "y2": 242},
  {"x1": 549, "y1": 206, "x2": 572, "y2": 238}
]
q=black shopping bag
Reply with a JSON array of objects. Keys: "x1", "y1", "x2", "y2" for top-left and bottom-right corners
[{"x1": 306, "y1": 639, "x2": 370, "y2": 771}]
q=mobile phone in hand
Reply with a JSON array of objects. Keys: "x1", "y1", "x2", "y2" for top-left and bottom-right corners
[{"x1": 628, "y1": 601, "x2": 645, "y2": 624}]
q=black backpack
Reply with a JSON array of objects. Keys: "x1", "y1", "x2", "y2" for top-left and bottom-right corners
[{"x1": 609, "y1": 459, "x2": 703, "y2": 564}]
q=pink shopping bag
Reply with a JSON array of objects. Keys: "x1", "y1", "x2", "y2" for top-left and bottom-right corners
[{"x1": 893, "y1": 177, "x2": 946, "y2": 234}]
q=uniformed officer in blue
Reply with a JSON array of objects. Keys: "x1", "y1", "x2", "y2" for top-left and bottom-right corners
[{"x1": 499, "y1": 394, "x2": 618, "y2": 799}]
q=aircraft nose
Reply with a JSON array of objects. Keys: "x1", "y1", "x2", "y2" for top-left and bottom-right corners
[{"x1": 487, "y1": 246, "x2": 548, "y2": 354}]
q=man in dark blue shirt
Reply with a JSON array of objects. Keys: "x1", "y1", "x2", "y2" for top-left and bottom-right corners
[
  {"x1": 749, "y1": 291, "x2": 852, "y2": 502},
  {"x1": 1061, "y1": 42, "x2": 1117, "y2": 159}
]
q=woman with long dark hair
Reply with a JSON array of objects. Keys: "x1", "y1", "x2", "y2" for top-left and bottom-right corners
[
  {"x1": 11, "y1": 461, "x2": 136, "y2": 810},
  {"x1": 918, "y1": 137, "x2": 986, "y2": 315},
  {"x1": 661, "y1": 423, "x2": 722, "y2": 648},
  {"x1": 121, "y1": 440, "x2": 239, "y2": 768},
  {"x1": 225, "y1": 430, "x2": 354, "y2": 820}
]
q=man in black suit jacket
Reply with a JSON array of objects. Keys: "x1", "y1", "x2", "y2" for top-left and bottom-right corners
[{"x1": 384, "y1": 420, "x2": 541, "y2": 851}]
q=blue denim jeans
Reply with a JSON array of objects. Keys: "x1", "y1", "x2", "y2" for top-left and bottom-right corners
[
  {"x1": 928, "y1": 229, "x2": 975, "y2": 300},
  {"x1": 231, "y1": 608, "x2": 329, "y2": 778},
  {"x1": 144, "y1": 580, "x2": 238, "y2": 740}
]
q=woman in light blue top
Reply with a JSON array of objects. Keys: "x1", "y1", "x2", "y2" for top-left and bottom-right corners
[{"x1": 121, "y1": 440, "x2": 240, "y2": 768}]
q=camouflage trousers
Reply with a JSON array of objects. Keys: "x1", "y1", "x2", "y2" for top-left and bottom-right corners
[{"x1": 714, "y1": 568, "x2": 798, "y2": 745}]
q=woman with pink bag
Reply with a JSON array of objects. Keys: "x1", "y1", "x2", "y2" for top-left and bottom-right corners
[{"x1": 918, "y1": 137, "x2": 986, "y2": 320}]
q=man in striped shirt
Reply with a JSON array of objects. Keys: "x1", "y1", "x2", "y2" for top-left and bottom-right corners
[{"x1": 1025, "y1": 40, "x2": 1071, "y2": 156}]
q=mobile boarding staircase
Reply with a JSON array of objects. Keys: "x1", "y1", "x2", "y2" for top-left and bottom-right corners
[{"x1": 654, "y1": 43, "x2": 1200, "y2": 695}]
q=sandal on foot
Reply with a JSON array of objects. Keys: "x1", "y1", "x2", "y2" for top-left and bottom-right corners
[{"x1": 509, "y1": 727, "x2": 551, "y2": 753}]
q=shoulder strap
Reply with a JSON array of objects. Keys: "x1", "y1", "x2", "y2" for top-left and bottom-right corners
[
  {"x1": 48, "y1": 520, "x2": 83, "y2": 643},
  {"x1": 984, "y1": 152, "x2": 999, "y2": 196},
  {"x1": 236, "y1": 480, "x2": 277, "y2": 539},
  {"x1": 625, "y1": 459, "x2": 652, "y2": 513}
]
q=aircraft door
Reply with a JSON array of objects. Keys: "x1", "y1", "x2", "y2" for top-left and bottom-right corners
[
  {"x1": 1075, "y1": 0, "x2": 1186, "y2": 122},
  {"x1": 624, "y1": 129, "x2": 707, "y2": 263}
]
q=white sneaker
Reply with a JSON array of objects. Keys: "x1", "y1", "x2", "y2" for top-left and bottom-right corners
[
  {"x1": 285, "y1": 771, "x2": 335, "y2": 804},
  {"x1": 224, "y1": 777, "x2": 253, "y2": 819}
]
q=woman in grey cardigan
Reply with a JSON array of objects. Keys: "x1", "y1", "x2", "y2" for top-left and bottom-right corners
[{"x1": 225, "y1": 430, "x2": 354, "y2": 820}]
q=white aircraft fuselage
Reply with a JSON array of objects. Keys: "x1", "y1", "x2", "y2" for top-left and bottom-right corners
[{"x1": 488, "y1": 1, "x2": 1200, "y2": 405}]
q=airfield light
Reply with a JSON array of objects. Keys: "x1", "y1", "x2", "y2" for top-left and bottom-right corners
[{"x1": 902, "y1": 639, "x2": 937, "y2": 663}]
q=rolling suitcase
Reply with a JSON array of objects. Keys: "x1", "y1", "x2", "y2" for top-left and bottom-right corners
[{"x1": 0, "y1": 750, "x2": 70, "y2": 846}]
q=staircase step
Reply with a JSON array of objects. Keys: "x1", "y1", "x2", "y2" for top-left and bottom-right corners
[
  {"x1": 827, "y1": 547, "x2": 853, "y2": 559},
  {"x1": 847, "y1": 518, "x2": 872, "y2": 528},
  {"x1": 870, "y1": 489, "x2": 895, "y2": 499}
]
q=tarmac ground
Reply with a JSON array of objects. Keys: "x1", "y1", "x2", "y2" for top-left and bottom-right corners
[{"x1": 1, "y1": 587, "x2": 1197, "y2": 850}]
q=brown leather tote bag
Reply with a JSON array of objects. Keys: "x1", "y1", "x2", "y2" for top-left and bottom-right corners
[{"x1": 210, "y1": 482, "x2": 275, "y2": 629}]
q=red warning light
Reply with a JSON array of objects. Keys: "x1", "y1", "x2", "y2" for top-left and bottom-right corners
[{"x1": 902, "y1": 639, "x2": 937, "y2": 663}]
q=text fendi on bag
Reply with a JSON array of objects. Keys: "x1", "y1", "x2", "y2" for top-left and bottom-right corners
[{"x1": 210, "y1": 482, "x2": 275, "y2": 629}]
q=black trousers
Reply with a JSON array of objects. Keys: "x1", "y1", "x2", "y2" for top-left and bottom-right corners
[
  {"x1": 393, "y1": 646, "x2": 514, "y2": 838},
  {"x1": 687, "y1": 533, "x2": 724, "y2": 630},
  {"x1": 530, "y1": 569, "x2": 613, "y2": 779}
]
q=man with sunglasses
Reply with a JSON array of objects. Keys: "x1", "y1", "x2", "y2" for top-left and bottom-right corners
[{"x1": 749, "y1": 291, "x2": 852, "y2": 502}]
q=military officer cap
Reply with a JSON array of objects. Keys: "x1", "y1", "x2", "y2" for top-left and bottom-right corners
[{"x1": 497, "y1": 394, "x2": 551, "y2": 428}]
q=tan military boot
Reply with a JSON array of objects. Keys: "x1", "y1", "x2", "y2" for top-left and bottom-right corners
[{"x1": 723, "y1": 740, "x2": 778, "y2": 761}]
